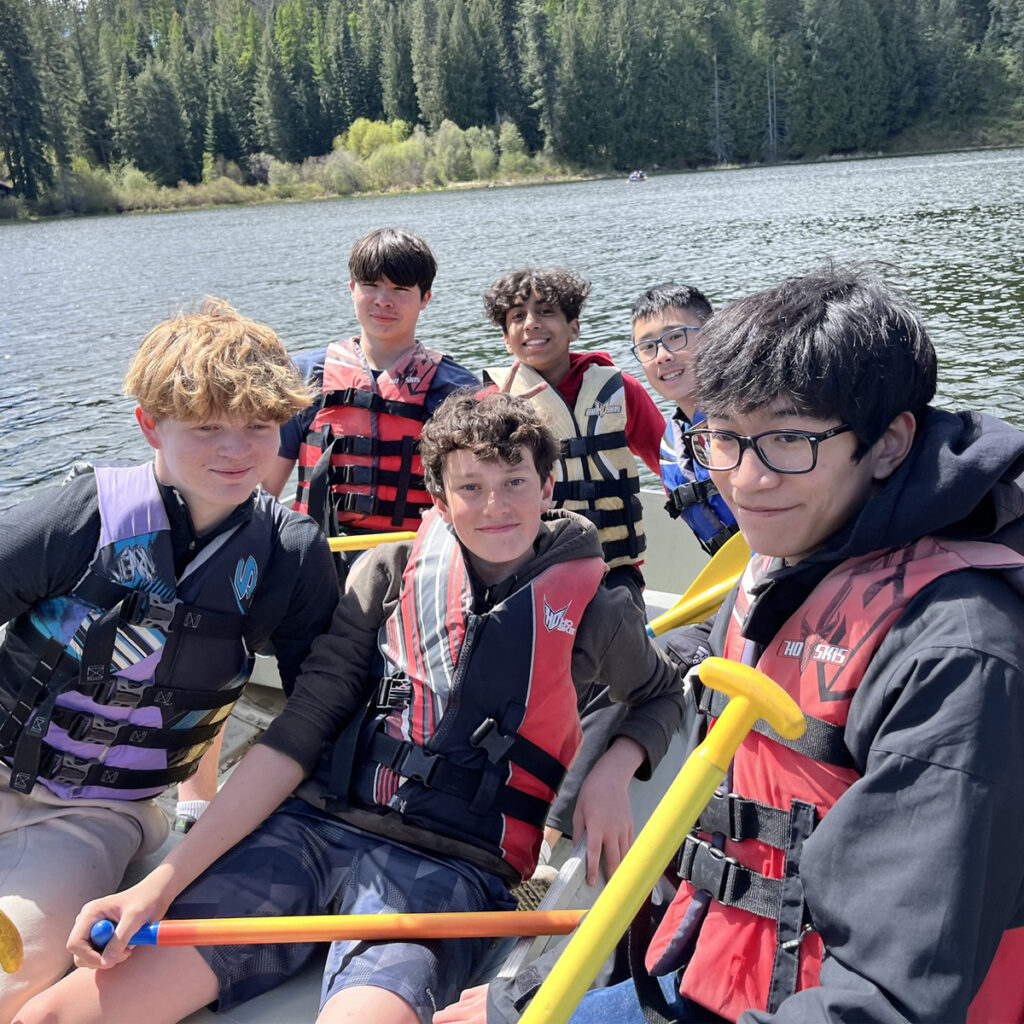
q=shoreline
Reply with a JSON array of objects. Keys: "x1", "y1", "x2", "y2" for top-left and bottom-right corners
[{"x1": 3, "y1": 139, "x2": 1023, "y2": 224}]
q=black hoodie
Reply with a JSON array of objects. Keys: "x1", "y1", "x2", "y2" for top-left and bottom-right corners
[{"x1": 731, "y1": 408, "x2": 1024, "y2": 1023}]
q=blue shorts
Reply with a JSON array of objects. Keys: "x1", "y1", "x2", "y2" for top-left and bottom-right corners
[{"x1": 168, "y1": 797, "x2": 516, "y2": 1020}]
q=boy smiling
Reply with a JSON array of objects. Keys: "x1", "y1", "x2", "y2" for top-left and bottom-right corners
[
  {"x1": 0, "y1": 300, "x2": 339, "y2": 1019},
  {"x1": 630, "y1": 282, "x2": 737, "y2": 557},
  {"x1": 36, "y1": 392, "x2": 686, "y2": 1024}
]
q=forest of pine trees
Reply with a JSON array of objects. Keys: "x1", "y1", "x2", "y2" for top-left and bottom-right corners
[{"x1": 2, "y1": 0, "x2": 1024, "y2": 209}]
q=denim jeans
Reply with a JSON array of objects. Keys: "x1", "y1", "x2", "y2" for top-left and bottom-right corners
[{"x1": 568, "y1": 974, "x2": 724, "y2": 1024}]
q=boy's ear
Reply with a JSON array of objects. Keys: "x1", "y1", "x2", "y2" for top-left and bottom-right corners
[
  {"x1": 135, "y1": 407, "x2": 162, "y2": 450},
  {"x1": 419, "y1": 289, "x2": 431, "y2": 310},
  {"x1": 568, "y1": 318, "x2": 580, "y2": 342},
  {"x1": 870, "y1": 410, "x2": 916, "y2": 481},
  {"x1": 430, "y1": 490, "x2": 452, "y2": 524},
  {"x1": 540, "y1": 473, "x2": 555, "y2": 512}
]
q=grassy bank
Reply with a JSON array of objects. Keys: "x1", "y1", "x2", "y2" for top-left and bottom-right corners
[{"x1": 3, "y1": 116, "x2": 1022, "y2": 223}]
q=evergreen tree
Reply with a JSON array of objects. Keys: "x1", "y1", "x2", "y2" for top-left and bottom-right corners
[
  {"x1": 0, "y1": 0, "x2": 53, "y2": 198},
  {"x1": 380, "y1": 3, "x2": 417, "y2": 123},
  {"x1": 130, "y1": 58, "x2": 190, "y2": 184}
]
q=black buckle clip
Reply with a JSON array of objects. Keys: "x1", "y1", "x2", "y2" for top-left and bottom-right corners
[
  {"x1": 99, "y1": 676, "x2": 147, "y2": 709},
  {"x1": 42, "y1": 750, "x2": 92, "y2": 786},
  {"x1": 688, "y1": 837, "x2": 739, "y2": 903},
  {"x1": 123, "y1": 592, "x2": 177, "y2": 631},
  {"x1": 470, "y1": 718, "x2": 515, "y2": 763},
  {"x1": 698, "y1": 790, "x2": 740, "y2": 841},
  {"x1": 399, "y1": 746, "x2": 439, "y2": 785},
  {"x1": 67, "y1": 712, "x2": 121, "y2": 745}
]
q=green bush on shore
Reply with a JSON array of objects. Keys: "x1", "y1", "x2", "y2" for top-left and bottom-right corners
[{"x1": 3, "y1": 119, "x2": 568, "y2": 220}]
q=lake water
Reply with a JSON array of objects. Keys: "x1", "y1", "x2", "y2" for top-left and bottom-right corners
[{"x1": 1, "y1": 148, "x2": 1022, "y2": 512}]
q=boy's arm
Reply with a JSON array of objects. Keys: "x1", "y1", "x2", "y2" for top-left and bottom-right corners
[
  {"x1": 262, "y1": 515, "x2": 340, "y2": 690},
  {"x1": 622, "y1": 372, "x2": 667, "y2": 476},
  {"x1": 67, "y1": 743, "x2": 305, "y2": 969},
  {"x1": 573, "y1": 586, "x2": 687, "y2": 772},
  {"x1": 0, "y1": 473, "x2": 100, "y2": 622}
]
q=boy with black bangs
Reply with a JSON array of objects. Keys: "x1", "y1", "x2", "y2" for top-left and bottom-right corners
[
  {"x1": 267, "y1": 227, "x2": 478, "y2": 579},
  {"x1": 0, "y1": 300, "x2": 338, "y2": 1019},
  {"x1": 35, "y1": 391, "x2": 686, "y2": 1024}
]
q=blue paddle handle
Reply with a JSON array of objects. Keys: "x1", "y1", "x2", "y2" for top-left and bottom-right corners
[{"x1": 90, "y1": 919, "x2": 159, "y2": 949}]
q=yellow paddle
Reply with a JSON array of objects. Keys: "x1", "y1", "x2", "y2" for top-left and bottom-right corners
[
  {"x1": 646, "y1": 531, "x2": 750, "y2": 637},
  {"x1": 0, "y1": 908, "x2": 23, "y2": 974},
  {"x1": 328, "y1": 531, "x2": 417, "y2": 553},
  {"x1": 519, "y1": 657, "x2": 805, "y2": 1024}
]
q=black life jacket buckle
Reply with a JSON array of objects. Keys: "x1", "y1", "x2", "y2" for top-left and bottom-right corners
[
  {"x1": 123, "y1": 592, "x2": 177, "y2": 631},
  {"x1": 470, "y1": 718, "x2": 515, "y2": 763},
  {"x1": 685, "y1": 835, "x2": 740, "y2": 903},
  {"x1": 98, "y1": 676, "x2": 148, "y2": 708},
  {"x1": 40, "y1": 749, "x2": 91, "y2": 786},
  {"x1": 65, "y1": 711, "x2": 121, "y2": 745},
  {"x1": 398, "y1": 745, "x2": 439, "y2": 784}
]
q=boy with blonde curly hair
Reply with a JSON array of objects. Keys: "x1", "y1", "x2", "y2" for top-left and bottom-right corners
[{"x1": 0, "y1": 299, "x2": 338, "y2": 1017}]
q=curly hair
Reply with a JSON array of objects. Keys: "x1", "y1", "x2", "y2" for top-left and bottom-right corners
[
  {"x1": 124, "y1": 298, "x2": 311, "y2": 423},
  {"x1": 419, "y1": 390, "x2": 559, "y2": 496},
  {"x1": 483, "y1": 268, "x2": 592, "y2": 329}
]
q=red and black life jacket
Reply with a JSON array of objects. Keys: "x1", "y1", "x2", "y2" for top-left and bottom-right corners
[
  {"x1": 327, "y1": 509, "x2": 605, "y2": 880},
  {"x1": 647, "y1": 537, "x2": 1024, "y2": 1022},
  {"x1": 296, "y1": 337, "x2": 443, "y2": 534}
]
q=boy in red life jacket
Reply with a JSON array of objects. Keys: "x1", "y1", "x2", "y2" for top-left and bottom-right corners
[
  {"x1": 34, "y1": 392, "x2": 687, "y2": 1024},
  {"x1": 481, "y1": 268, "x2": 667, "y2": 855},
  {"x1": 264, "y1": 228, "x2": 478, "y2": 582},
  {"x1": 0, "y1": 300, "x2": 340, "y2": 1019},
  {"x1": 438, "y1": 263, "x2": 1024, "y2": 1024}
]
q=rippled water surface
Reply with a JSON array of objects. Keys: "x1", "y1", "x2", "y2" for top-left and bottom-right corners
[{"x1": 1, "y1": 148, "x2": 1022, "y2": 511}]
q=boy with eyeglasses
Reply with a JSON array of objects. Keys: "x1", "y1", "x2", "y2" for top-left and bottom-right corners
[
  {"x1": 437, "y1": 263, "x2": 1024, "y2": 1024},
  {"x1": 630, "y1": 283, "x2": 738, "y2": 557}
]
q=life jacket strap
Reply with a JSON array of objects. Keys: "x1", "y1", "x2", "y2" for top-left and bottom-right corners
[
  {"x1": 677, "y1": 834, "x2": 782, "y2": 920},
  {"x1": 693, "y1": 676, "x2": 855, "y2": 770},
  {"x1": 365, "y1": 732, "x2": 552, "y2": 828},
  {"x1": 554, "y1": 474, "x2": 641, "y2": 504},
  {"x1": 0, "y1": 637, "x2": 66, "y2": 753},
  {"x1": 327, "y1": 463, "x2": 427, "y2": 493},
  {"x1": 36, "y1": 748, "x2": 201, "y2": 790},
  {"x1": 48, "y1": 705, "x2": 224, "y2": 750},
  {"x1": 321, "y1": 386, "x2": 431, "y2": 423},
  {"x1": 665, "y1": 478, "x2": 720, "y2": 515},
  {"x1": 560, "y1": 431, "x2": 628, "y2": 459},
  {"x1": 696, "y1": 790, "x2": 800, "y2": 850}
]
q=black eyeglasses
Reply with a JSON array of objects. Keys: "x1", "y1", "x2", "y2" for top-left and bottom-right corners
[
  {"x1": 630, "y1": 325, "x2": 701, "y2": 363},
  {"x1": 687, "y1": 424, "x2": 854, "y2": 474}
]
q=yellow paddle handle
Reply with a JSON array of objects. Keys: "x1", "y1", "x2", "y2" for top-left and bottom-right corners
[
  {"x1": 519, "y1": 658, "x2": 805, "y2": 1024},
  {"x1": 328, "y1": 531, "x2": 417, "y2": 552}
]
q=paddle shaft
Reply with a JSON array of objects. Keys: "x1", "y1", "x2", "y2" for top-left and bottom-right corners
[
  {"x1": 91, "y1": 910, "x2": 586, "y2": 949},
  {"x1": 519, "y1": 661, "x2": 804, "y2": 1024},
  {"x1": 328, "y1": 531, "x2": 417, "y2": 552}
]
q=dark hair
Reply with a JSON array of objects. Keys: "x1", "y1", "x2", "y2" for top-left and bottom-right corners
[
  {"x1": 692, "y1": 263, "x2": 937, "y2": 457},
  {"x1": 419, "y1": 390, "x2": 559, "y2": 495},
  {"x1": 349, "y1": 227, "x2": 437, "y2": 297},
  {"x1": 631, "y1": 282, "x2": 714, "y2": 325},
  {"x1": 483, "y1": 268, "x2": 591, "y2": 329}
]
